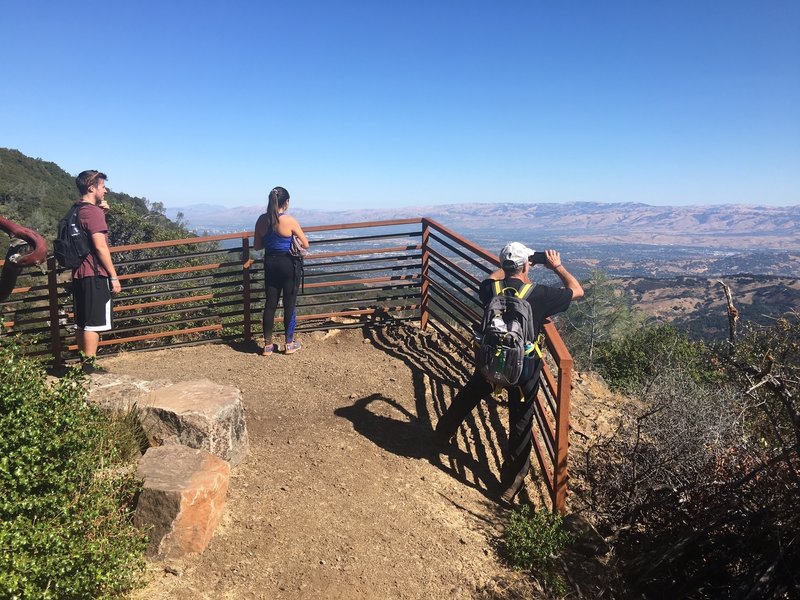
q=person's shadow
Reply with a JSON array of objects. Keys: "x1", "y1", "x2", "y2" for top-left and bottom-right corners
[{"x1": 333, "y1": 320, "x2": 512, "y2": 505}]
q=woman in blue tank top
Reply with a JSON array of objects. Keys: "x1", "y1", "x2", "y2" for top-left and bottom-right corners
[{"x1": 253, "y1": 187, "x2": 309, "y2": 355}]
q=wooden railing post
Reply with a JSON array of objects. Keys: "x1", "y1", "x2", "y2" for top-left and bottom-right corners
[
  {"x1": 420, "y1": 219, "x2": 431, "y2": 330},
  {"x1": 46, "y1": 256, "x2": 63, "y2": 366},
  {"x1": 553, "y1": 354, "x2": 573, "y2": 513},
  {"x1": 242, "y1": 235, "x2": 252, "y2": 344}
]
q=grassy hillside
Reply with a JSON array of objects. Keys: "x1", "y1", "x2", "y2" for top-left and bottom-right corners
[
  {"x1": 618, "y1": 274, "x2": 800, "y2": 338},
  {"x1": 0, "y1": 148, "x2": 190, "y2": 255}
]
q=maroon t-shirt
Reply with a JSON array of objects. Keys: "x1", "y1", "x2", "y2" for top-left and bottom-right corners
[{"x1": 72, "y1": 202, "x2": 111, "y2": 279}]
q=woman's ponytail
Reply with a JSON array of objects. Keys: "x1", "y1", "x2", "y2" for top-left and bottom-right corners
[{"x1": 265, "y1": 187, "x2": 290, "y2": 231}]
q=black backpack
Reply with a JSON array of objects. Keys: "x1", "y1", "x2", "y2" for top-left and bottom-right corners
[
  {"x1": 54, "y1": 204, "x2": 92, "y2": 270},
  {"x1": 475, "y1": 281, "x2": 540, "y2": 387}
]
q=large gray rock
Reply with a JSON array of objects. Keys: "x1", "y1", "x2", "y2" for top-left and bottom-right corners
[
  {"x1": 139, "y1": 378, "x2": 249, "y2": 466},
  {"x1": 86, "y1": 373, "x2": 172, "y2": 411},
  {"x1": 135, "y1": 445, "x2": 230, "y2": 559}
]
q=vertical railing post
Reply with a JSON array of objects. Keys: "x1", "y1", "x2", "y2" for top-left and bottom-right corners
[
  {"x1": 420, "y1": 219, "x2": 431, "y2": 330},
  {"x1": 46, "y1": 256, "x2": 63, "y2": 367},
  {"x1": 553, "y1": 355, "x2": 573, "y2": 513},
  {"x1": 242, "y1": 235, "x2": 252, "y2": 344}
]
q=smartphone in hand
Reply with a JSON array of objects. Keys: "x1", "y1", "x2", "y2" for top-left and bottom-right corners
[{"x1": 529, "y1": 252, "x2": 547, "y2": 265}]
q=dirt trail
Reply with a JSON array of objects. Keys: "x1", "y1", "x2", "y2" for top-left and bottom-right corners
[{"x1": 103, "y1": 322, "x2": 605, "y2": 599}]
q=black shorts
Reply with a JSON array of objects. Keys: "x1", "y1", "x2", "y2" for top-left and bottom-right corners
[{"x1": 72, "y1": 276, "x2": 113, "y2": 332}]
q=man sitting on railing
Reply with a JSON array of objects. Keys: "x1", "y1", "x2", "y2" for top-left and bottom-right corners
[{"x1": 434, "y1": 242, "x2": 583, "y2": 505}]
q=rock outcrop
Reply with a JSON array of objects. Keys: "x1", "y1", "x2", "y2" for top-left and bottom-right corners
[
  {"x1": 87, "y1": 374, "x2": 249, "y2": 559},
  {"x1": 139, "y1": 378, "x2": 249, "y2": 466},
  {"x1": 86, "y1": 373, "x2": 172, "y2": 410},
  {"x1": 134, "y1": 445, "x2": 230, "y2": 558}
]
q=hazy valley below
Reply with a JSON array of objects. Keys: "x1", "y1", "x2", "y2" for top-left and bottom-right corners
[
  {"x1": 166, "y1": 201, "x2": 800, "y2": 338},
  {"x1": 167, "y1": 200, "x2": 800, "y2": 279}
]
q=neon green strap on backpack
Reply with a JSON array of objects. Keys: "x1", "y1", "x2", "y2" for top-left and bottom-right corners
[{"x1": 493, "y1": 280, "x2": 532, "y2": 298}]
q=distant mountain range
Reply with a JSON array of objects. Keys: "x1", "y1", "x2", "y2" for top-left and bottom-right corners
[{"x1": 166, "y1": 202, "x2": 800, "y2": 250}]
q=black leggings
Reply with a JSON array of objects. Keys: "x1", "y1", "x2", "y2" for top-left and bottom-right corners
[
  {"x1": 435, "y1": 369, "x2": 541, "y2": 496},
  {"x1": 263, "y1": 254, "x2": 299, "y2": 344}
]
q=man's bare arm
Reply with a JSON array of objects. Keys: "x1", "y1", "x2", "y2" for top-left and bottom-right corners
[
  {"x1": 545, "y1": 250, "x2": 583, "y2": 299},
  {"x1": 91, "y1": 232, "x2": 121, "y2": 293}
]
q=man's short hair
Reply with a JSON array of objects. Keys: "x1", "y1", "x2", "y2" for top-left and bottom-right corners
[{"x1": 76, "y1": 170, "x2": 107, "y2": 195}]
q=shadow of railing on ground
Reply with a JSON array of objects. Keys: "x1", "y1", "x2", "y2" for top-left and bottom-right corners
[{"x1": 333, "y1": 321, "x2": 518, "y2": 503}]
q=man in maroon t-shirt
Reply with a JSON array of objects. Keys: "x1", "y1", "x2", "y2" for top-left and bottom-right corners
[{"x1": 70, "y1": 170, "x2": 121, "y2": 371}]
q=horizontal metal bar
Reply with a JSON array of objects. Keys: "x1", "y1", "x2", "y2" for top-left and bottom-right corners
[
  {"x1": 425, "y1": 275, "x2": 480, "y2": 319},
  {"x1": 67, "y1": 323, "x2": 224, "y2": 350},
  {"x1": 543, "y1": 321, "x2": 573, "y2": 367},
  {"x1": 111, "y1": 246, "x2": 240, "y2": 269},
  {"x1": 14, "y1": 348, "x2": 53, "y2": 358},
  {"x1": 305, "y1": 244, "x2": 422, "y2": 262},
  {"x1": 304, "y1": 262, "x2": 420, "y2": 281},
  {"x1": 531, "y1": 433, "x2": 555, "y2": 494},
  {"x1": 427, "y1": 298, "x2": 472, "y2": 343},
  {"x1": 283, "y1": 280, "x2": 420, "y2": 299},
  {"x1": 428, "y1": 232, "x2": 494, "y2": 276},
  {"x1": 303, "y1": 218, "x2": 422, "y2": 233},
  {"x1": 426, "y1": 278, "x2": 481, "y2": 324},
  {"x1": 113, "y1": 304, "x2": 213, "y2": 323},
  {"x1": 2, "y1": 323, "x2": 53, "y2": 337},
  {"x1": 103, "y1": 219, "x2": 423, "y2": 254},
  {"x1": 533, "y1": 395, "x2": 556, "y2": 459},
  {"x1": 296, "y1": 291, "x2": 420, "y2": 311},
  {"x1": 539, "y1": 369, "x2": 559, "y2": 418},
  {"x1": 113, "y1": 293, "x2": 215, "y2": 313},
  {"x1": 5, "y1": 281, "x2": 50, "y2": 295},
  {"x1": 308, "y1": 230, "x2": 421, "y2": 245},
  {"x1": 115, "y1": 277, "x2": 242, "y2": 303},
  {"x1": 109, "y1": 314, "x2": 220, "y2": 336},
  {"x1": 541, "y1": 364, "x2": 558, "y2": 407},
  {"x1": 112, "y1": 235, "x2": 244, "y2": 254},
  {"x1": 301, "y1": 253, "x2": 422, "y2": 270},
  {"x1": 304, "y1": 274, "x2": 420, "y2": 290},
  {"x1": 0, "y1": 293, "x2": 53, "y2": 310},
  {"x1": 422, "y1": 218, "x2": 498, "y2": 265},
  {"x1": 427, "y1": 245, "x2": 481, "y2": 287},
  {"x1": 116, "y1": 261, "x2": 233, "y2": 282},
  {"x1": 128, "y1": 269, "x2": 243, "y2": 291},
  {"x1": 426, "y1": 263, "x2": 482, "y2": 311},
  {"x1": 429, "y1": 294, "x2": 472, "y2": 333}
]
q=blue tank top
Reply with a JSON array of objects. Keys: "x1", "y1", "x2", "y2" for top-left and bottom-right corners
[{"x1": 263, "y1": 215, "x2": 292, "y2": 254}]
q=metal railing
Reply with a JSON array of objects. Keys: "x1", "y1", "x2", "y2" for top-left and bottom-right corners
[{"x1": 1, "y1": 217, "x2": 572, "y2": 512}]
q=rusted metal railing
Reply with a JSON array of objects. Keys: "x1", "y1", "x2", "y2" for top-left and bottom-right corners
[{"x1": 0, "y1": 216, "x2": 572, "y2": 512}]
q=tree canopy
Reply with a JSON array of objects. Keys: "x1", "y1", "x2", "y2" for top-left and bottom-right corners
[{"x1": 0, "y1": 148, "x2": 192, "y2": 256}]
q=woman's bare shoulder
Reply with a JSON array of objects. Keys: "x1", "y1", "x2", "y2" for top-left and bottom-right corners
[{"x1": 281, "y1": 214, "x2": 302, "y2": 227}]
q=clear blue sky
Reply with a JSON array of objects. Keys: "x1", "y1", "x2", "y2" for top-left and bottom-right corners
[{"x1": 2, "y1": 0, "x2": 798, "y2": 209}]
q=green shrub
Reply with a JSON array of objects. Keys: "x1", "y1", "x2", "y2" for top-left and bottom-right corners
[
  {"x1": 502, "y1": 505, "x2": 571, "y2": 593},
  {"x1": 0, "y1": 342, "x2": 147, "y2": 599},
  {"x1": 596, "y1": 322, "x2": 717, "y2": 392}
]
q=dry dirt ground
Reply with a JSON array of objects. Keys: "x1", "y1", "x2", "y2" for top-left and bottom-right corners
[{"x1": 98, "y1": 321, "x2": 617, "y2": 599}]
